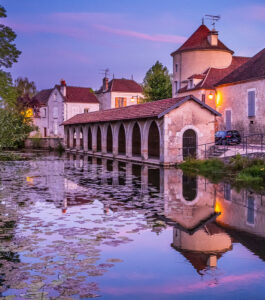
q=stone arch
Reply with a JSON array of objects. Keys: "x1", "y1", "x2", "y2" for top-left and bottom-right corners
[
  {"x1": 73, "y1": 128, "x2": 76, "y2": 148},
  {"x1": 132, "y1": 122, "x2": 141, "y2": 156},
  {"x1": 183, "y1": 129, "x2": 197, "y2": 159},
  {"x1": 148, "y1": 121, "x2": 160, "y2": 158},
  {"x1": 66, "y1": 127, "x2": 70, "y2": 148},
  {"x1": 118, "y1": 124, "x2": 126, "y2": 155},
  {"x1": 96, "y1": 126, "x2": 102, "y2": 152},
  {"x1": 106, "y1": 124, "x2": 113, "y2": 153},
  {"x1": 80, "y1": 127, "x2": 83, "y2": 150},
  {"x1": 87, "y1": 126, "x2": 92, "y2": 150}
]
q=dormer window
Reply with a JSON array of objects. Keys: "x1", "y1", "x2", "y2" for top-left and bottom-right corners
[{"x1": 188, "y1": 79, "x2": 193, "y2": 89}]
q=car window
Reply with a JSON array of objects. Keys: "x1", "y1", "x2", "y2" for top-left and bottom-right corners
[{"x1": 216, "y1": 131, "x2": 225, "y2": 137}]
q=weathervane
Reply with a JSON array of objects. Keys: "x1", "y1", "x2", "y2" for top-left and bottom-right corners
[{"x1": 204, "y1": 15, "x2": 221, "y2": 30}]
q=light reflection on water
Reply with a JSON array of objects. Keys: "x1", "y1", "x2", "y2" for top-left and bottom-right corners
[{"x1": 0, "y1": 153, "x2": 264, "y2": 299}]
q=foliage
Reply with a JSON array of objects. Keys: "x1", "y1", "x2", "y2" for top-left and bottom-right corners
[
  {"x1": 0, "y1": 5, "x2": 21, "y2": 68},
  {"x1": 0, "y1": 152, "x2": 26, "y2": 161},
  {"x1": 56, "y1": 142, "x2": 65, "y2": 154},
  {"x1": 142, "y1": 61, "x2": 172, "y2": 102},
  {"x1": 0, "y1": 70, "x2": 17, "y2": 107},
  {"x1": 0, "y1": 108, "x2": 34, "y2": 150},
  {"x1": 14, "y1": 77, "x2": 37, "y2": 98}
]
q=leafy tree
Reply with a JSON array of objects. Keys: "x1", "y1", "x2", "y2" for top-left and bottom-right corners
[
  {"x1": 15, "y1": 77, "x2": 37, "y2": 98},
  {"x1": 143, "y1": 61, "x2": 172, "y2": 102},
  {"x1": 0, "y1": 5, "x2": 21, "y2": 68},
  {"x1": 0, "y1": 70, "x2": 17, "y2": 107}
]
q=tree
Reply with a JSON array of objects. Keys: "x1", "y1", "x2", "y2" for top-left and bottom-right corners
[
  {"x1": 0, "y1": 5, "x2": 21, "y2": 68},
  {"x1": 143, "y1": 61, "x2": 172, "y2": 102},
  {"x1": 0, "y1": 70, "x2": 17, "y2": 107},
  {"x1": 15, "y1": 77, "x2": 37, "y2": 98}
]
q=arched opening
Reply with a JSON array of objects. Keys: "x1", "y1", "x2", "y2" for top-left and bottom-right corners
[
  {"x1": 106, "y1": 125, "x2": 113, "y2": 153},
  {"x1": 182, "y1": 174, "x2": 197, "y2": 201},
  {"x1": 183, "y1": 129, "x2": 197, "y2": 159},
  {"x1": 73, "y1": 129, "x2": 76, "y2": 148},
  {"x1": 80, "y1": 128, "x2": 83, "y2": 150},
  {"x1": 87, "y1": 127, "x2": 92, "y2": 150},
  {"x1": 118, "y1": 124, "x2": 126, "y2": 155},
  {"x1": 66, "y1": 128, "x2": 70, "y2": 148},
  {"x1": 148, "y1": 121, "x2": 160, "y2": 158},
  {"x1": 97, "y1": 126, "x2": 102, "y2": 152},
  {"x1": 132, "y1": 123, "x2": 141, "y2": 156}
]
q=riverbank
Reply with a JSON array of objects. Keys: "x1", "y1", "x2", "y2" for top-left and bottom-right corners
[{"x1": 179, "y1": 155, "x2": 265, "y2": 190}]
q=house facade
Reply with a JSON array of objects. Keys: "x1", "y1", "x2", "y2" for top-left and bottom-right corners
[
  {"x1": 171, "y1": 23, "x2": 265, "y2": 135},
  {"x1": 32, "y1": 80, "x2": 99, "y2": 138},
  {"x1": 96, "y1": 78, "x2": 143, "y2": 110}
]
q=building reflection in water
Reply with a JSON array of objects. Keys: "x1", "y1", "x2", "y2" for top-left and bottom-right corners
[{"x1": 26, "y1": 153, "x2": 265, "y2": 274}]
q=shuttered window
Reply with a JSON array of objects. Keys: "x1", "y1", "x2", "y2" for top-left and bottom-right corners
[
  {"x1": 115, "y1": 97, "x2": 126, "y2": 108},
  {"x1": 248, "y1": 91, "x2": 255, "y2": 117}
]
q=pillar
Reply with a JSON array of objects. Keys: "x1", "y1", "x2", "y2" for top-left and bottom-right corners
[
  {"x1": 101, "y1": 125, "x2": 107, "y2": 154},
  {"x1": 112, "y1": 124, "x2": 119, "y2": 157},
  {"x1": 92, "y1": 125, "x2": 97, "y2": 153},
  {"x1": 69, "y1": 126, "x2": 74, "y2": 149},
  {"x1": 64, "y1": 126, "x2": 68, "y2": 148},
  {"x1": 76, "y1": 127, "x2": 81, "y2": 151},
  {"x1": 83, "y1": 125, "x2": 88, "y2": 152}
]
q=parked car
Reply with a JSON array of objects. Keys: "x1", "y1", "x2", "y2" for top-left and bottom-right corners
[{"x1": 215, "y1": 130, "x2": 241, "y2": 145}]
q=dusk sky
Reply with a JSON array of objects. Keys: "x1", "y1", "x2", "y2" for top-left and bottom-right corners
[{"x1": 2, "y1": 0, "x2": 265, "y2": 90}]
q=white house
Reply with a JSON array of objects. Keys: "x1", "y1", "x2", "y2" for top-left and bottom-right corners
[
  {"x1": 96, "y1": 77, "x2": 143, "y2": 110},
  {"x1": 32, "y1": 80, "x2": 99, "y2": 138}
]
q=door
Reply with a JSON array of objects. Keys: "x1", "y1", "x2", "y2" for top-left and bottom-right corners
[
  {"x1": 225, "y1": 110, "x2": 232, "y2": 130},
  {"x1": 183, "y1": 129, "x2": 197, "y2": 159}
]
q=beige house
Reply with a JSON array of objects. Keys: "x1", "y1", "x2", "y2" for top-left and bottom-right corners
[
  {"x1": 96, "y1": 78, "x2": 143, "y2": 110},
  {"x1": 32, "y1": 80, "x2": 99, "y2": 138}
]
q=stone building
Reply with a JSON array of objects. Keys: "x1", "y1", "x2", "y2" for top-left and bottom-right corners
[
  {"x1": 62, "y1": 95, "x2": 220, "y2": 165},
  {"x1": 32, "y1": 80, "x2": 99, "y2": 138},
  {"x1": 96, "y1": 78, "x2": 143, "y2": 110}
]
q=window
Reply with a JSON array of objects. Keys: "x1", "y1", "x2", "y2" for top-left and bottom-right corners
[
  {"x1": 175, "y1": 64, "x2": 178, "y2": 72},
  {"x1": 115, "y1": 97, "x2": 127, "y2": 108},
  {"x1": 131, "y1": 96, "x2": 138, "y2": 103},
  {"x1": 44, "y1": 127, "x2": 47, "y2": 137},
  {"x1": 175, "y1": 81, "x2": 178, "y2": 93},
  {"x1": 84, "y1": 108, "x2": 90, "y2": 113},
  {"x1": 188, "y1": 79, "x2": 193, "y2": 89},
  {"x1": 42, "y1": 108, "x2": 47, "y2": 118},
  {"x1": 202, "y1": 94, "x2": 205, "y2": 103},
  {"x1": 53, "y1": 107, "x2": 58, "y2": 118},
  {"x1": 54, "y1": 121, "x2": 58, "y2": 135},
  {"x1": 248, "y1": 90, "x2": 255, "y2": 117}
]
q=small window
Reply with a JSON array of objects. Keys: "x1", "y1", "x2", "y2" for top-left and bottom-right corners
[
  {"x1": 175, "y1": 81, "x2": 178, "y2": 93},
  {"x1": 131, "y1": 96, "x2": 138, "y2": 103},
  {"x1": 202, "y1": 94, "x2": 205, "y2": 103},
  {"x1": 42, "y1": 108, "x2": 47, "y2": 118},
  {"x1": 53, "y1": 107, "x2": 58, "y2": 118},
  {"x1": 248, "y1": 91, "x2": 255, "y2": 117},
  {"x1": 115, "y1": 97, "x2": 126, "y2": 108},
  {"x1": 175, "y1": 64, "x2": 178, "y2": 72},
  {"x1": 84, "y1": 108, "x2": 89, "y2": 113}
]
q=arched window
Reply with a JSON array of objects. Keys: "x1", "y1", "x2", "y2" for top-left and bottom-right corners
[
  {"x1": 182, "y1": 174, "x2": 197, "y2": 201},
  {"x1": 107, "y1": 125, "x2": 113, "y2": 153},
  {"x1": 148, "y1": 121, "x2": 160, "y2": 158},
  {"x1": 132, "y1": 123, "x2": 141, "y2": 156},
  {"x1": 87, "y1": 127, "x2": 92, "y2": 150},
  {"x1": 118, "y1": 124, "x2": 126, "y2": 155},
  {"x1": 183, "y1": 129, "x2": 197, "y2": 159},
  {"x1": 97, "y1": 126, "x2": 102, "y2": 152}
]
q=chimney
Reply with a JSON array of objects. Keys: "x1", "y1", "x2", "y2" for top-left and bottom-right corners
[
  {"x1": 60, "y1": 79, "x2": 67, "y2": 97},
  {"x1": 103, "y1": 77, "x2": 109, "y2": 91},
  {"x1": 207, "y1": 30, "x2": 218, "y2": 46}
]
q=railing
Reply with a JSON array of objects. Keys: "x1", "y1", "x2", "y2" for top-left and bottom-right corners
[{"x1": 179, "y1": 133, "x2": 265, "y2": 160}]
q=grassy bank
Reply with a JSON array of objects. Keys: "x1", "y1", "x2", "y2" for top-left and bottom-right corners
[
  {"x1": 0, "y1": 152, "x2": 29, "y2": 161},
  {"x1": 179, "y1": 154, "x2": 265, "y2": 189}
]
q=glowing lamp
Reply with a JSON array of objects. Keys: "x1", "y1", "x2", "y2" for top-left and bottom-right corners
[{"x1": 208, "y1": 92, "x2": 214, "y2": 100}]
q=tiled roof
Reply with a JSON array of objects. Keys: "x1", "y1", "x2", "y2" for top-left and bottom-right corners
[
  {"x1": 62, "y1": 95, "x2": 220, "y2": 126},
  {"x1": 178, "y1": 56, "x2": 250, "y2": 93},
  {"x1": 97, "y1": 79, "x2": 143, "y2": 93},
  {"x1": 188, "y1": 74, "x2": 206, "y2": 80},
  {"x1": 32, "y1": 89, "x2": 53, "y2": 105},
  {"x1": 64, "y1": 86, "x2": 99, "y2": 103},
  {"x1": 171, "y1": 25, "x2": 233, "y2": 56},
  {"x1": 217, "y1": 48, "x2": 265, "y2": 86}
]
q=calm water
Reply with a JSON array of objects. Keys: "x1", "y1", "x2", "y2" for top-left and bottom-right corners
[{"x1": 0, "y1": 153, "x2": 264, "y2": 299}]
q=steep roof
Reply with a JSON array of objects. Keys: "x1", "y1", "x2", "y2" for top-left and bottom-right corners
[
  {"x1": 63, "y1": 86, "x2": 99, "y2": 103},
  {"x1": 178, "y1": 56, "x2": 250, "y2": 93},
  {"x1": 171, "y1": 24, "x2": 233, "y2": 56},
  {"x1": 33, "y1": 89, "x2": 53, "y2": 105},
  {"x1": 217, "y1": 48, "x2": 265, "y2": 86},
  {"x1": 62, "y1": 95, "x2": 220, "y2": 126},
  {"x1": 97, "y1": 78, "x2": 143, "y2": 93}
]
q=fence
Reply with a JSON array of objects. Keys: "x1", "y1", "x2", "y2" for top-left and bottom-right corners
[{"x1": 180, "y1": 133, "x2": 265, "y2": 160}]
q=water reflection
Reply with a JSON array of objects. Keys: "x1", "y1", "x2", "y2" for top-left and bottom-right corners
[{"x1": 0, "y1": 153, "x2": 264, "y2": 298}]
